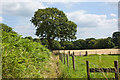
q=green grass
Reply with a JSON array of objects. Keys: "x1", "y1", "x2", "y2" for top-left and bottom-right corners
[{"x1": 59, "y1": 54, "x2": 119, "y2": 78}]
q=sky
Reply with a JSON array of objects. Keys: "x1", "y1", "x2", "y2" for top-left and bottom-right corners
[{"x1": 0, "y1": 0, "x2": 119, "y2": 39}]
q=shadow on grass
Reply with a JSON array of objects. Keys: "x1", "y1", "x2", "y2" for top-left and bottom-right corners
[{"x1": 108, "y1": 54, "x2": 120, "y2": 56}]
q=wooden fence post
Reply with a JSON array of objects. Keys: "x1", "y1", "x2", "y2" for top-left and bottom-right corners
[
  {"x1": 85, "y1": 51, "x2": 88, "y2": 56},
  {"x1": 64, "y1": 53, "x2": 66, "y2": 64},
  {"x1": 66, "y1": 54, "x2": 69, "y2": 67},
  {"x1": 69, "y1": 51, "x2": 70, "y2": 56},
  {"x1": 72, "y1": 53, "x2": 75, "y2": 71},
  {"x1": 86, "y1": 61, "x2": 90, "y2": 80},
  {"x1": 114, "y1": 60, "x2": 119, "y2": 80},
  {"x1": 73, "y1": 51, "x2": 74, "y2": 56}
]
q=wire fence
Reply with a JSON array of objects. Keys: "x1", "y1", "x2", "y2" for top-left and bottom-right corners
[{"x1": 58, "y1": 51, "x2": 119, "y2": 79}]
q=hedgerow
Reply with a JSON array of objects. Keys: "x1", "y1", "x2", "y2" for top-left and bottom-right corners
[{"x1": 2, "y1": 30, "x2": 51, "y2": 78}]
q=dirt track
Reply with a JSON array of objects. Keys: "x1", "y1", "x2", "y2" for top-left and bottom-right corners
[{"x1": 53, "y1": 49, "x2": 120, "y2": 56}]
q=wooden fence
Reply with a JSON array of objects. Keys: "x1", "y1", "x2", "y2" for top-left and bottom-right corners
[
  {"x1": 86, "y1": 61, "x2": 119, "y2": 80},
  {"x1": 58, "y1": 51, "x2": 119, "y2": 80}
]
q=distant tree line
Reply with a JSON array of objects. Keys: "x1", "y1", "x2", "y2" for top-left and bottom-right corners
[{"x1": 27, "y1": 31, "x2": 119, "y2": 50}]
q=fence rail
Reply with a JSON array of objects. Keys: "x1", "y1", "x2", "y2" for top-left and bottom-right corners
[{"x1": 90, "y1": 68, "x2": 116, "y2": 73}]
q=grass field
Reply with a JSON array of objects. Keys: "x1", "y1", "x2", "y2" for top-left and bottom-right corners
[{"x1": 59, "y1": 54, "x2": 119, "y2": 78}]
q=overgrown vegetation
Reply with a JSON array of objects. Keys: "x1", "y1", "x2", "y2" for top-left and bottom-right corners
[{"x1": 1, "y1": 24, "x2": 62, "y2": 78}]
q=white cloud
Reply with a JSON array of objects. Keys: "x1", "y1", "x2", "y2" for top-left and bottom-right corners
[
  {"x1": 110, "y1": 13, "x2": 117, "y2": 17},
  {"x1": 66, "y1": 10, "x2": 117, "y2": 39},
  {"x1": 0, "y1": 17, "x2": 3, "y2": 23},
  {"x1": 2, "y1": 1, "x2": 46, "y2": 17},
  {"x1": 14, "y1": 23, "x2": 38, "y2": 38},
  {"x1": 2, "y1": 0, "x2": 38, "y2": 2},
  {"x1": 67, "y1": 10, "x2": 117, "y2": 28},
  {"x1": 1, "y1": 1, "x2": 46, "y2": 38},
  {"x1": 77, "y1": 25, "x2": 117, "y2": 39},
  {"x1": 0, "y1": 2, "x2": 2, "y2": 15}
]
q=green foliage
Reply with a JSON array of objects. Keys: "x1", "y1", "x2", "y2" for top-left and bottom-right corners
[
  {"x1": 33, "y1": 38, "x2": 41, "y2": 43},
  {"x1": 25, "y1": 36, "x2": 33, "y2": 41},
  {"x1": 0, "y1": 23, "x2": 17, "y2": 34},
  {"x1": 60, "y1": 41, "x2": 74, "y2": 50},
  {"x1": 31, "y1": 7, "x2": 77, "y2": 50},
  {"x1": 59, "y1": 37, "x2": 115, "y2": 50},
  {"x1": 40, "y1": 38, "x2": 49, "y2": 47},
  {"x1": 39, "y1": 38, "x2": 61, "y2": 50},
  {"x1": 73, "y1": 39, "x2": 86, "y2": 49},
  {"x1": 52, "y1": 40, "x2": 61, "y2": 50},
  {"x1": 2, "y1": 27, "x2": 52, "y2": 78},
  {"x1": 85, "y1": 38, "x2": 96, "y2": 49},
  {"x1": 112, "y1": 31, "x2": 120, "y2": 48},
  {"x1": 94, "y1": 38, "x2": 115, "y2": 49}
]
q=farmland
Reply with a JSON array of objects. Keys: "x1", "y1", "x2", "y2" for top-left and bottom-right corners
[{"x1": 53, "y1": 49, "x2": 120, "y2": 55}]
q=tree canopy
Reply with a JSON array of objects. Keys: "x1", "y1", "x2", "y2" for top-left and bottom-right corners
[
  {"x1": 112, "y1": 31, "x2": 120, "y2": 48},
  {"x1": 0, "y1": 23, "x2": 17, "y2": 34},
  {"x1": 31, "y1": 8, "x2": 77, "y2": 50}
]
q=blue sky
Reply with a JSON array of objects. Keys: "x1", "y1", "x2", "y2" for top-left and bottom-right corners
[
  {"x1": 0, "y1": 1, "x2": 118, "y2": 39},
  {"x1": 44, "y1": 2, "x2": 117, "y2": 16}
]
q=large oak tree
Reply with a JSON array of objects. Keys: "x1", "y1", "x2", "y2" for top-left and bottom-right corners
[{"x1": 31, "y1": 8, "x2": 77, "y2": 50}]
